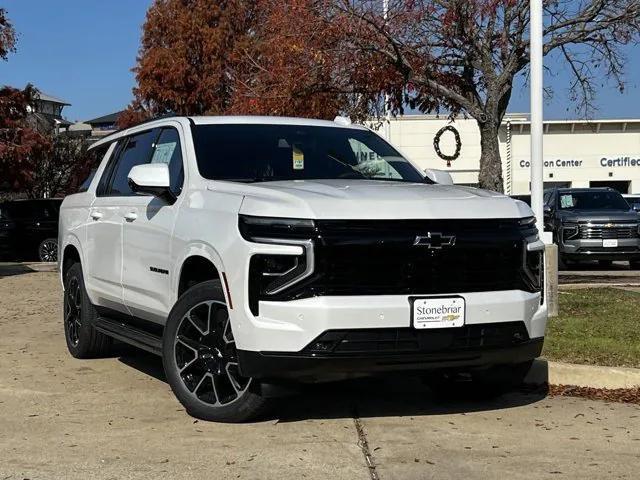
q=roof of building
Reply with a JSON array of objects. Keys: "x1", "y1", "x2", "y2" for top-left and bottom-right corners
[
  {"x1": 35, "y1": 91, "x2": 71, "y2": 106},
  {"x1": 85, "y1": 111, "x2": 125, "y2": 125}
]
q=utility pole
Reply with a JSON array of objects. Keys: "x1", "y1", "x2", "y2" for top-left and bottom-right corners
[
  {"x1": 382, "y1": 0, "x2": 391, "y2": 140},
  {"x1": 530, "y1": 0, "x2": 544, "y2": 234},
  {"x1": 530, "y1": 0, "x2": 558, "y2": 317}
]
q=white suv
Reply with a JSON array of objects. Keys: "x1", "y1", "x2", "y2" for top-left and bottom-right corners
[{"x1": 59, "y1": 116, "x2": 546, "y2": 422}]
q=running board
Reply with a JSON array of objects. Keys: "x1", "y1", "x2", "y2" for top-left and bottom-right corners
[{"x1": 94, "y1": 317, "x2": 163, "y2": 356}]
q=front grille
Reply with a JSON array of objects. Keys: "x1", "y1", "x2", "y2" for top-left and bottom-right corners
[
  {"x1": 249, "y1": 219, "x2": 541, "y2": 306},
  {"x1": 303, "y1": 322, "x2": 530, "y2": 356},
  {"x1": 308, "y1": 219, "x2": 536, "y2": 297},
  {"x1": 578, "y1": 223, "x2": 639, "y2": 240}
]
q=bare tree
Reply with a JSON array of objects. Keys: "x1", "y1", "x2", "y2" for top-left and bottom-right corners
[
  {"x1": 26, "y1": 134, "x2": 89, "y2": 199},
  {"x1": 329, "y1": 0, "x2": 640, "y2": 191}
]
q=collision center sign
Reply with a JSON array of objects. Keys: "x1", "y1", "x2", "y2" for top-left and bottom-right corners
[{"x1": 518, "y1": 156, "x2": 640, "y2": 169}]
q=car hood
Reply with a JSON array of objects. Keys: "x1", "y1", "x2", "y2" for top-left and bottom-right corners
[
  {"x1": 219, "y1": 179, "x2": 532, "y2": 220},
  {"x1": 558, "y1": 209, "x2": 639, "y2": 223}
]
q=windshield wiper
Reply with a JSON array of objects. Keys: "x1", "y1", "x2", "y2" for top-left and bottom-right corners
[{"x1": 326, "y1": 153, "x2": 369, "y2": 179}]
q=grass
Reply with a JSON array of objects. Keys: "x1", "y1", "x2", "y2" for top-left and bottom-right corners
[{"x1": 543, "y1": 288, "x2": 640, "y2": 368}]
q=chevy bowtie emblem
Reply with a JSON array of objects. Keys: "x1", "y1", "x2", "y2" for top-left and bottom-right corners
[{"x1": 414, "y1": 232, "x2": 456, "y2": 249}]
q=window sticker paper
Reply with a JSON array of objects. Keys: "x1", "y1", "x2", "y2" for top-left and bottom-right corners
[
  {"x1": 292, "y1": 146, "x2": 304, "y2": 170},
  {"x1": 560, "y1": 194, "x2": 574, "y2": 208},
  {"x1": 151, "y1": 142, "x2": 177, "y2": 165}
]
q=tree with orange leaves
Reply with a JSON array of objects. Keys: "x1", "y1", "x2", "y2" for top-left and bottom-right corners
[{"x1": 126, "y1": 0, "x2": 640, "y2": 191}]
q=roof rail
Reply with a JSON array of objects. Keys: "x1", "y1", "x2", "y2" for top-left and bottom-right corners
[{"x1": 92, "y1": 113, "x2": 182, "y2": 144}]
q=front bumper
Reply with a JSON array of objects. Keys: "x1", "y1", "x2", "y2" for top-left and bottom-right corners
[
  {"x1": 559, "y1": 238, "x2": 640, "y2": 261},
  {"x1": 238, "y1": 333, "x2": 544, "y2": 381},
  {"x1": 233, "y1": 290, "x2": 546, "y2": 381},
  {"x1": 234, "y1": 289, "x2": 546, "y2": 352}
]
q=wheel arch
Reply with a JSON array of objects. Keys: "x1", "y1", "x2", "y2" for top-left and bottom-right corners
[
  {"x1": 60, "y1": 235, "x2": 84, "y2": 285},
  {"x1": 175, "y1": 243, "x2": 227, "y2": 301}
]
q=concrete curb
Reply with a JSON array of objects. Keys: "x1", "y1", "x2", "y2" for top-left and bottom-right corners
[
  {"x1": 559, "y1": 283, "x2": 640, "y2": 290},
  {"x1": 526, "y1": 359, "x2": 640, "y2": 389}
]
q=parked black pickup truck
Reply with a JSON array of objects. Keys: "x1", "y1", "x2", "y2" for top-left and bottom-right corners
[
  {"x1": 543, "y1": 188, "x2": 640, "y2": 269},
  {"x1": 0, "y1": 199, "x2": 62, "y2": 262}
]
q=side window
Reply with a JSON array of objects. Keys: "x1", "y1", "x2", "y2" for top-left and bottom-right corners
[
  {"x1": 78, "y1": 143, "x2": 111, "y2": 193},
  {"x1": 106, "y1": 129, "x2": 160, "y2": 196},
  {"x1": 151, "y1": 127, "x2": 184, "y2": 195}
]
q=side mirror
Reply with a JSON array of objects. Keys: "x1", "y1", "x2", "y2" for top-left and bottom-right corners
[
  {"x1": 424, "y1": 168, "x2": 454, "y2": 185},
  {"x1": 128, "y1": 163, "x2": 175, "y2": 203},
  {"x1": 543, "y1": 205, "x2": 552, "y2": 215}
]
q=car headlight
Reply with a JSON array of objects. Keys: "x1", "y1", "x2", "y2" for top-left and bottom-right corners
[
  {"x1": 239, "y1": 215, "x2": 316, "y2": 242},
  {"x1": 562, "y1": 223, "x2": 579, "y2": 241},
  {"x1": 518, "y1": 216, "x2": 539, "y2": 242},
  {"x1": 240, "y1": 215, "x2": 316, "y2": 315}
]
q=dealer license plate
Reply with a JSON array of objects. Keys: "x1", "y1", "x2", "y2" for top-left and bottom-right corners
[
  {"x1": 412, "y1": 296, "x2": 465, "y2": 329},
  {"x1": 603, "y1": 239, "x2": 618, "y2": 248}
]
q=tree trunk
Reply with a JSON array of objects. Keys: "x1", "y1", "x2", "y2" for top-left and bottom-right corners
[{"x1": 477, "y1": 120, "x2": 504, "y2": 193}]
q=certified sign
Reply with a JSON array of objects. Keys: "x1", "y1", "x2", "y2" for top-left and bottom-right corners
[{"x1": 412, "y1": 296, "x2": 465, "y2": 329}]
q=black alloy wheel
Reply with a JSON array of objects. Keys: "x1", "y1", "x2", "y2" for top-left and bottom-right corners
[
  {"x1": 64, "y1": 275, "x2": 82, "y2": 347},
  {"x1": 174, "y1": 299, "x2": 251, "y2": 406},
  {"x1": 163, "y1": 280, "x2": 269, "y2": 422},
  {"x1": 62, "y1": 262, "x2": 112, "y2": 358},
  {"x1": 39, "y1": 238, "x2": 58, "y2": 262}
]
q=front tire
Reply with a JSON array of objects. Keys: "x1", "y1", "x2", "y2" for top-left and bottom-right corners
[
  {"x1": 162, "y1": 280, "x2": 269, "y2": 422},
  {"x1": 63, "y1": 262, "x2": 113, "y2": 358}
]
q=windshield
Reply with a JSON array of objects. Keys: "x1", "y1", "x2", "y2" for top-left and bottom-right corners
[
  {"x1": 558, "y1": 191, "x2": 630, "y2": 211},
  {"x1": 192, "y1": 124, "x2": 426, "y2": 183}
]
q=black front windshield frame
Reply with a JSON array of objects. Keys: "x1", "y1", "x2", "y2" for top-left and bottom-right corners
[
  {"x1": 557, "y1": 191, "x2": 630, "y2": 211},
  {"x1": 192, "y1": 124, "x2": 426, "y2": 184}
]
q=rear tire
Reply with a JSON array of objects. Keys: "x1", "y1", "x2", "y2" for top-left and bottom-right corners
[
  {"x1": 63, "y1": 262, "x2": 113, "y2": 358},
  {"x1": 162, "y1": 280, "x2": 269, "y2": 422},
  {"x1": 630, "y1": 260, "x2": 640, "y2": 270}
]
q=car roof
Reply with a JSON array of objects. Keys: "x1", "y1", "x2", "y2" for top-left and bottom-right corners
[{"x1": 91, "y1": 115, "x2": 368, "y2": 150}]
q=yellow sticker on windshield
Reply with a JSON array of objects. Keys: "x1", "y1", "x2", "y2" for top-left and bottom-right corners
[{"x1": 292, "y1": 146, "x2": 304, "y2": 170}]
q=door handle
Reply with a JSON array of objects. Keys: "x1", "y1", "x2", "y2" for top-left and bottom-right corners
[
  {"x1": 124, "y1": 211, "x2": 138, "y2": 222},
  {"x1": 90, "y1": 211, "x2": 103, "y2": 220}
]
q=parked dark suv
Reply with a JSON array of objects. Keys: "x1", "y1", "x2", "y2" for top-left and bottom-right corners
[
  {"x1": 0, "y1": 199, "x2": 62, "y2": 262},
  {"x1": 0, "y1": 204, "x2": 17, "y2": 260},
  {"x1": 543, "y1": 188, "x2": 640, "y2": 269}
]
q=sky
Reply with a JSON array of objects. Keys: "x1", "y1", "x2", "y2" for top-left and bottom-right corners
[{"x1": 1, "y1": 0, "x2": 639, "y2": 122}]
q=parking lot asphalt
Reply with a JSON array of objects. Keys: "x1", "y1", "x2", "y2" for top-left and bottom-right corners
[{"x1": 1, "y1": 269, "x2": 639, "y2": 480}]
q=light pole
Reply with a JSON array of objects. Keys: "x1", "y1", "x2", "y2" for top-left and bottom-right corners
[
  {"x1": 530, "y1": 0, "x2": 558, "y2": 317},
  {"x1": 530, "y1": 0, "x2": 545, "y2": 236},
  {"x1": 383, "y1": 0, "x2": 391, "y2": 140}
]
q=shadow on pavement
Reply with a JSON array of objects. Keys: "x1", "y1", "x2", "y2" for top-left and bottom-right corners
[
  {"x1": 560, "y1": 260, "x2": 632, "y2": 272},
  {"x1": 0, "y1": 262, "x2": 37, "y2": 278},
  {"x1": 118, "y1": 347, "x2": 167, "y2": 383},
  {"x1": 117, "y1": 349, "x2": 547, "y2": 421}
]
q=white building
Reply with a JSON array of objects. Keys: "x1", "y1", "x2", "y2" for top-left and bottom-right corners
[{"x1": 380, "y1": 114, "x2": 640, "y2": 194}]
